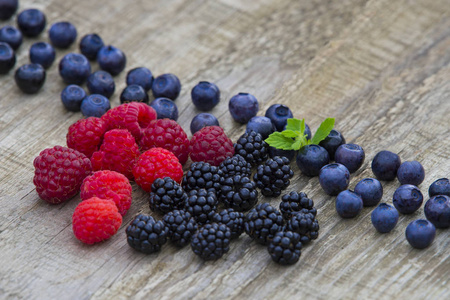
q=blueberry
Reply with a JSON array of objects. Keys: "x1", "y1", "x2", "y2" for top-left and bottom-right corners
[
  {"x1": 0, "y1": 0, "x2": 18, "y2": 20},
  {"x1": 0, "y1": 25, "x2": 22, "y2": 50},
  {"x1": 14, "y1": 63, "x2": 46, "y2": 94},
  {"x1": 80, "y1": 94, "x2": 110, "y2": 117},
  {"x1": 265, "y1": 104, "x2": 293, "y2": 131},
  {"x1": 319, "y1": 129, "x2": 346, "y2": 160},
  {"x1": 126, "y1": 67, "x2": 153, "y2": 92},
  {"x1": 59, "y1": 53, "x2": 91, "y2": 85},
  {"x1": 303, "y1": 123, "x2": 312, "y2": 140},
  {"x1": 371, "y1": 203, "x2": 399, "y2": 233},
  {"x1": 97, "y1": 45, "x2": 126, "y2": 76},
  {"x1": 397, "y1": 161, "x2": 425, "y2": 186},
  {"x1": 405, "y1": 219, "x2": 436, "y2": 249},
  {"x1": 335, "y1": 190, "x2": 363, "y2": 218},
  {"x1": 149, "y1": 98, "x2": 178, "y2": 121},
  {"x1": 120, "y1": 84, "x2": 149, "y2": 104},
  {"x1": 424, "y1": 195, "x2": 450, "y2": 228},
  {"x1": 335, "y1": 143, "x2": 365, "y2": 173},
  {"x1": 229, "y1": 93, "x2": 259, "y2": 124},
  {"x1": 354, "y1": 178, "x2": 383, "y2": 207},
  {"x1": 246, "y1": 116, "x2": 275, "y2": 139},
  {"x1": 319, "y1": 163, "x2": 350, "y2": 196},
  {"x1": 268, "y1": 147, "x2": 295, "y2": 161},
  {"x1": 296, "y1": 144, "x2": 330, "y2": 177},
  {"x1": 392, "y1": 184, "x2": 423, "y2": 214},
  {"x1": 29, "y1": 42, "x2": 55, "y2": 69},
  {"x1": 371, "y1": 150, "x2": 401, "y2": 181},
  {"x1": 191, "y1": 81, "x2": 220, "y2": 111},
  {"x1": 61, "y1": 84, "x2": 86, "y2": 112},
  {"x1": 86, "y1": 70, "x2": 115, "y2": 98},
  {"x1": 48, "y1": 21, "x2": 77, "y2": 49},
  {"x1": 17, "y1": 9, "x2": 46, "y2": 37},
  {"x1": 79, "y1": 34, "x2": 104, "y2": 60},
  {"x1": 190, "y1": 113, "x2": 219, "y2": 135},
  {"x1": 429, "y1": 178, "x2": 450, "y2": 197},
  {"x1": 152, "y1": 73, "x2": 181, "y2": 100},
  {"x1": 0, "y1": 42, "x2": 15, "y2": 74}
]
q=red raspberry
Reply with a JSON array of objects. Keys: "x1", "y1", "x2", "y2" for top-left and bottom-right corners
[
  {"x1": 66, "y1": 117, "x2": 108, "y2": 159},
  {"x1": 91, "y1": 129, "x2": 140, "y2": 180},
  {"x1": 80, "y1": 170, "x2": 132, "y2": 216},
  {"x1": 132, "y1": 147, "x2": 183, "y2": 192},
  {"x1": 101, "y1": 102, "x2": 157, "y2": 143},
  {"x1": 33, "y1": 146, "x2": 92, "y2": 204},
  {"x1": 189, "y1": 126, "x2": 234, "y2": 166},
  {"x1": 140, "y1": 119, "x2": 190, "y2": 164},
  {"x1": 72, "y1": 197, "x2": 122, "y2": 244}
]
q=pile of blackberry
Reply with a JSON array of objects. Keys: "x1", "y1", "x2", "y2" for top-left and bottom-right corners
[
  {"x1": 253, "y1": 156, "x2": 294, "y2": 197},
  {"x1": 149, "y1": 177, "x2": 187, "y2": 214},
  {"x1": 182, "y1": 161, "x2": 221, "y2": 194},
  {"x1": 279, "y1": 191, "x2": 317, "y2": 220},
  {"x1": 234, "y1": 131, "x2": 268, "y2": 166}
]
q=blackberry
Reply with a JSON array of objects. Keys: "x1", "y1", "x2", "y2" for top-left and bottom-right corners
[
  {"x1": 234, "y1": 130, "x2": 268, "y2": 166},
  {"x1": 149, "y1": 177, "x2": 187, "y2": 214},
  {"x1": 253, "y1": 156, "x2": 294, "y2": 197},
  {"x1": 185, "y1": 189, "x2": 218, "y2": 224},
  {"x1": 162, "y1": 210, "x2": 198, "y2": 247},
  {"x1": 268, "y1": 231, "x2": 302, "y2": 265},
  {"x1": 279, "y1": 191, "x2": 317, "y2": 220},
  {"x1": 244, "y1": 203, "x2": 284, "y2": 245},
  {"x1": 182, "y1": 161, "x2": 221, "y2": 194},
  {"x1": 219, "y1": 154, "x2": 252, "y2": 177},
  {"x1": 191, "y1": 222, "x2": 231, "y2": 260},
  {"x1": 219, "y1": 175, "x2": 258, "y2": 212},
  {"x1": 211, "y1": 208, "x2": 245, "y2": 239},
  {"x1": 126, "y1": 214, "x2": 169, "y2": 254},
  {"x1": 286, "y1": 211, "x2": 319, "y2": 244}
]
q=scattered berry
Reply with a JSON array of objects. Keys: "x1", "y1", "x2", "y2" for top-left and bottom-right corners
[
  {"x1": 397, "y1": 161, "x2": 425, "y2": 186},
  {"x1": 120, "y1": 84, "x2": 149, "y2": 104},
  {"x1": 87, "y1": 70, "x2": 115, "y2": 98},
  {"x1": 265, "y1": 104, "x2": 293, "y2": 131},
  {"x1": 97, "y1": 45, "x2": 126, "y2": 76},
  {"x1": 191, "y1": 223, "x2": 231, "y2": 260},
  {"x1": 0, "y1": 25, "x2": 22, "y2": 50},
  {"x1": 66, "y1": 117, "x2": 107, "y2": 158},
  {"x1": 424, "y1": 195, "x2": 450, "y2": 228},
  {"x1": 246, "y1": 116, "x2": 275, "y2": 139},
  {"x1": 17, "y1": 9, "x2": 46, "y2": 37},
  {"x1": 371, "y1": 150, "x2": 401, "y2": 181},
  {"x1": 234, "y1": 130, "x2": 268, "y2": 166},
  {"x1": 318, "y1": 163, "x2": 350, "y2": 196},
  {"x1": 149, "y1": 98, "x2": 178, "y2": 120},
  {"x1": 81, "y1": 94, "x2": 110, "y2": 118},
  {"x1": 152, "y1": 73, "x2": 181, "y2": 100},
  {"x1": 191, "y1": 81, "x2": 220, "y2": 111},
  {"x1": 126, "y1": 67, "x2": 153, "y2": 92},
  {"x1": 405, "y1": 219, "x2": 436, "y2": 249},
  {"x1": 279, "y1": 191, "x2": 316, "y2": 220},
  {"x1": 59, "y1": 53, "x2": 91, "y2": 85},
  {"x1": 29, "y1": 42, "x2": 55, "y2": 69},
  {"x1": 286, "y1": 211, "x2": 319, "y2": 244},
  {"x1": 126, "y1": 214, "x2": 169, "y2": 254},
  {"x1": 253, "y1": 156, "x2": 294, "y2": 197},
  {"x1": 335, "y1": 190, "x2": 363, "y2": 218},
  {"x1": 218, "y1": 154, "x2": 252, "y2": 177},
  {"x1": 392, "y1": 184, "x2": 423, "y2": 214},
  {"x1": 182, "y1": 161, "x2": 221, "y2": 194},
  {"x1": 319, "y1": 129, "x2": 346, "y2": 160},
  {"x1": 163, "y1": 210, "x2": 197, "y2": 247},
  {"x1": 429, "y1": 178, "x2": 450, "y2": 197},
  {"x1": 335, "y1": 143, "x2": 365, "y2": 173},
  {"x1": 229, "y1": 92, "x2": 259, "y2": 124},
  {"x1": 79, "y1": 33, "x2": 104, "y2": 60},
  {"x1": 61, "y1": 84, "x2": 86, "y2": 112},
  {"x1": 268, "y1": 231, "x2": 302, "y2": 265},
  {"x1": 244, "y1": 203, "x2": 284, "y2": 245},
  {"x1": 371, "y1": 203, "x2": 399, "y2": 233},
  {"x1": 185, "y1": 189, "x2": 218, "y2": 224},
  {"x1": 80, "y1": 170, "x2": 132, "y2": 216},
  {"x1": 354, "y1": 178, "x2": 383, "y2": 207},
  {"x1": 218, "y1": 174, "x2": 258, "y2": 212},
  {"x1": 149, "y1": 177, "x2": 187, "y2": 214},
  {"x1": 14, "y1": 63, "x2": 46, "y2": 94},
  {"x1": 0, "y1": 42, "x2": 15, "y2": 74},
  {"x1": 296, "y1": 144, "x2": 330, "y2": 177},
  {"x1": 33, "y1": 145, "x2": 92, "y2": 204},
  {"x1": 72, "y1": 197, "x2": 122, "y2": 244},
  {"x1": 190, "y1": 113, "x2": 219, "y2": 135},
  {"x1": 48, "y1": 21, "x2": 77, "y2": 48},
  {"x1": 133, "y1": 147, "x2": 183, "y2": 192},
  {"x1": 0, "y1": 0, "x2": 18, "y2": 20},
  {"x1": 211, "y1": 208, "x2": 245, "y2": 239},
  {"x1": 189, "y1": 126, "x2": 234, "y2": 166}
]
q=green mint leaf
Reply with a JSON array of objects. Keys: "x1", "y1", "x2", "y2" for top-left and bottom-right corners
[
  {"x1": 300, "y1": 119, "x2": 305, "y2": 134},
  {"x1": 311, "y1": 117, "x2": 335, "y2": 145},
  {"x1": 292, "y1": 139, "x2": 303, "y2": 150},
  {"x1": 281, "y1": 130, "x2": 299, "y2": 138},
  {"x1": 285, "y1": 118, "x2": 302, "y2": 131},
  {"x1": 265, "y1": 132, "x2": 296, "y2": 150}
]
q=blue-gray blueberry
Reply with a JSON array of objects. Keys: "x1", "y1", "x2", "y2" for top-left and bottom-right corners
[
  {"x1": 371, "y1": 150, "x2": 401, "y2": 181},
  {"x1": 319, "y1": 163, "x2": 350, "y2": 196},
  {"x1": 392, "y1": 184, "x2": 423, "y2": 214},
  {"x1": 29, "y1": 42, "x2": 55, "y2": 69},
  {"x1": 0, "y1": 25, "x2": 22, "y2": 50},
  {"x1": 79, "y1": 34, "x2": 104, "y2": 60},
  {"x1": 149, "y1": 97, "x2": 178, "y2": 121},
  {"x1": 49, "y1": 21, "x2": 77, "y2": 48},
  {"x1": 81, "y1": 94, "x2": 110, "y2": 118},
  {"x1": 371, "y1": 203, "x2": 399, "y2": 233},
  {"x1": 61, "y1": 84, "x2": 86, "y2": 112},
  {"x1": 86, "y1": 70, "x2": 115, "y2": 98},
  {"x1": 152, "y1": 73, "x2": 181, "y2": 100},
  {"x1": 424, "y1": 195, "x2": 450, "y2": 228},
  {"x1": 229, "y1": 93, "x2": 259, "y2": 124},
  {"x1": 97, "y1": 45, "x2": 126, "y2": 76},
  {"x1": 397, "y1": 160, "x2": 425, "y2": 186},
  {"x1": 335, "y1": 190, "x2": 363, "y2": 218},
  {"x1": 14, "y1": 63, "x2": 46, "y2": 94},
  {"x1": 126, "y1": 67, "x2": 153, "y2": 91},
  {"x1": 59, "y1": 53, "x2": 91, "y2": 85},
  {"x1": 405, "y1": 219, "x2": 435, "y2": 249},
  {"x1": 190, "y1": 113, "x2": 219, "y2": 135},
  {"x1": 17, "y1": 9, "x2": 46, "y2": 37},
  {"x1": 354, "y1": 178, "x2": 383, "y2": 207},
  {"x1": 191, "y1": 81, "x2": 220, "y2": 111}
]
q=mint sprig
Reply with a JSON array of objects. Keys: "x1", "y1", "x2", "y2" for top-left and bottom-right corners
[{"x1": 265, "y1": 117, "x2": 335, "y2": 150}]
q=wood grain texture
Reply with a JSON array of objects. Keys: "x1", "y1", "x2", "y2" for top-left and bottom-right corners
[{"x1": 0, "y1": 0, "x2": 449, "y2": 299}]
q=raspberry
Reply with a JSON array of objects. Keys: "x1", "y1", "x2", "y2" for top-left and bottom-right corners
[
  {"x1": 189, "y1": 126, "x2": 234, "y2": 166},
  {"x1": 101, "y1": 102, "x2": 157, "y2": 143},
  {"x1": 140, "y1": 119, "x2": 190, "y2": 164},
  {"x1": 80, "y1": 170, "x2": 132, "y2": 216},
  {"x1": 33, "y1": 145, "x2": 92, "y2": 204},
  {"x1": 91, "y1": 129, "x2": 140, "y2": 180},
  {"x1": 66, "y1": 117, "x2": 108, "y2": 159},
  {"x1": 72, "y1": 197, "x2": 122, "y2": 244},
  {"x1": 132, "y1": 147, "x2": 183, "y2": 192}
]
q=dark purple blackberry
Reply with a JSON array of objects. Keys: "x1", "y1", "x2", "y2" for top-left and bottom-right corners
[
  {"x1": 126, "y1": 214, "x2": 169, "y2": 254},
  {"x1": 253, "y1": 156, "x2": 294, "y2": 197},
  {"x1": 219, "y1": 175, "x2": 258, "y2": 212},
  {"x1": 149, "y1": 177, "x2": 187, "y2": 214},
  {"x1": 191, "y1": 222, "x2": 231, "y2": 260},
  {"x1": 234, "y1": 130, "x2": 268, "y2": 166},
  {"x1": 244, "y1": 203, "x2": 284, "y2": 245},
  {"x1": 185, "y1": 189, "x2": 218, "y2": 224},
  {"x1": 279, "y1": 191, "x2": 317, "y2": 220},
  {"x1": 162, "y1": 210, "x2": 198, "y2": 247},
  {"x1": 211, "y1": 208, "x2": 245, "y2": 239},
  {"x1": 268, "y1": 231, "x2": 302, "y2": 265},
  {"x1": 286, "y1": 211, "x2": 319, "y2": 244},
  {"x1": 219, "y1": 154, "x2": 252, "y2": 177},
  {"x1": 182, "y1": 161, "x2": 221, "y2": 194}
]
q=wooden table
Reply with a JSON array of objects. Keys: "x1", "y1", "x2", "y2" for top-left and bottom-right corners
[{"x1": 1, "y1": 0, "x2": 449, "y2": 299}]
